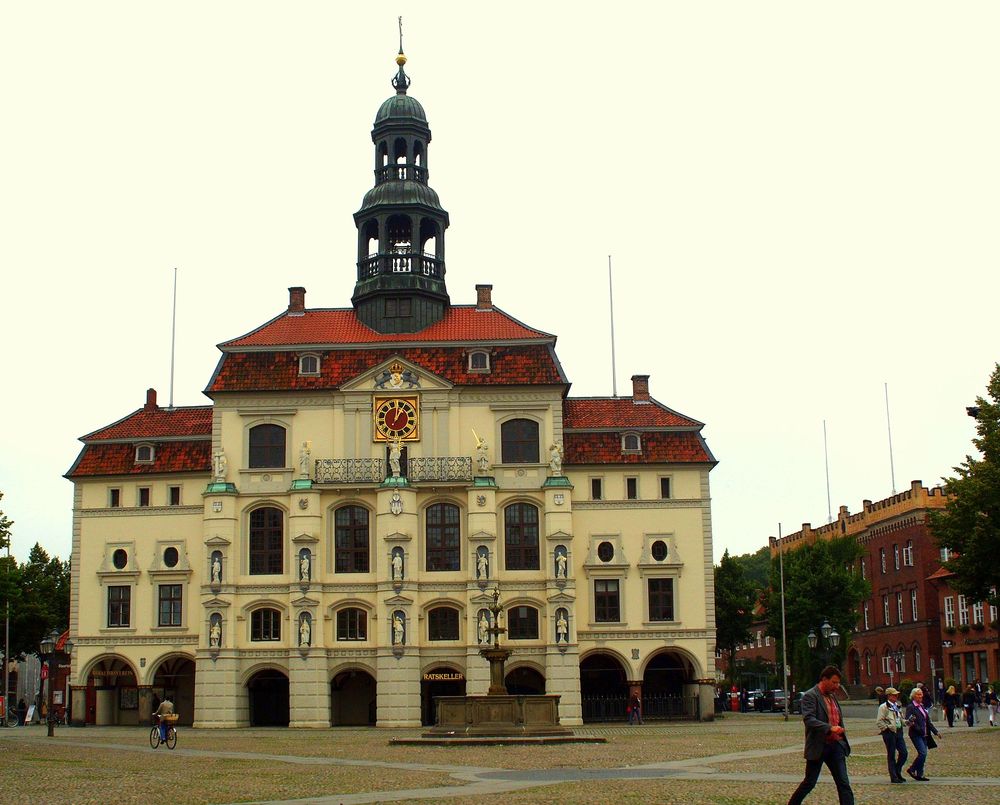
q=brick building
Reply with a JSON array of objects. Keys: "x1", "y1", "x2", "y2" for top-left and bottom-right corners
[{"x1": 928, "y1": 565, "x2": 999, "y2": 686}]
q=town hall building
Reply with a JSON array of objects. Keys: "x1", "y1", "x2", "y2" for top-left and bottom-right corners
[{"x1": 66, "y1": 49, "x2": 719, "y2": 728}]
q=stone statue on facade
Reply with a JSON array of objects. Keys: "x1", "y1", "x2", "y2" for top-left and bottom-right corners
[
  {"x1": 209, "y1": 620, "x2": 221, "y2": 648},
  {"x1": 556, "y1": 612, "x2": 568, "y2": 643},
  {"x1": 300, "y1": 552, "x2": 310, "y2": 582},
  {"x1": 298, "y1": 440, "x2": 312, "y2": 478},
  {"x1": 391, "y1": 551, "x2": 404, "y2": 582},
  {"x1": 556, "y1": 551, "x2": 567, "y2": 579},
  {"x1": 211, "y1": 555, "x2": 222, "y2": 584},
  {"x1": 389, "y1": 439, "x2": 402, "y2": 478},
  {"x1": 299, "y1": 616, "x2": 311, "y2": 646},
  {"x1": 548, "y1": 442, "x2": 563, "y2": 476},
  {"x1": 473, "y1": 429, "x2": 490, "y2": 475},
  {"x1": 477, "y1": 550, "x2": 489, "y2": 580},
  {"x1": 212, "y1": 449, "x2": 228, "y2": 482},
  {"x1": 478, "y1": 611, "x2": 490, "y2": 644},
  {"x1": 392, "y1": 613, "x2": 405, "y2": 645}
]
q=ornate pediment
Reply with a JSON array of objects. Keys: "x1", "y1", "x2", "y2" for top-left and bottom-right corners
[
  {"x1": 546, "y1": 529, "x2": 573, "y2": 542},
  {"x1": 339, "y1": 356, "x2": 453, "y2": 393},
  {"x1": 204, "y1": 535, "x2": 231, "y2": 547},
  {"x1": 383, "y1": 531, "x2": 412, "y2": 543},
  {"x1": 384, "y1": 594, "x2": 414, "y2": 606},
  {"x1": 292, "y1": 532, "x2": 319, "y2": 545},
  {"x1": 470, "y1": 530, "x2": 496, "y2": 543},
  {"x1": 201, "y1": 597, "x2": 231, "y2": 609},
  {"x1": 291, "y1": 595, "x2": 320, "y2": 608}
]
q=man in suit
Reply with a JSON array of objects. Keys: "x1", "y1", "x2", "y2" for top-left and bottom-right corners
[{"x1": 788, "y1": 665, "x2": 855, "y2": 805}]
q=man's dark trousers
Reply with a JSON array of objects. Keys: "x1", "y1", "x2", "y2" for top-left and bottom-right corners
[
  {"x1": 788, "y1": 740, "x2": 855, "y2": 805},
  {"x1": 880, "y1": 729, "x2": 907, "y2": 780}
]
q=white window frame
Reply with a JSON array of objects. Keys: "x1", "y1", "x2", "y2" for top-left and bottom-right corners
[
  {"x1": 958, "y1": 594, "x2": 969, "y2": 625},
  {"x1": 893, "y1": 544, "x2": 900, "y2": 570},
  {"x1": 590, "y1": 477, "x2": 604, "y2": 501},
  {"x1": 973, "y1": 601, "x2": 984, "y2": 625},
  {"x1": 903, "y1": 540, "x2": 914, "y2": 566},
  {"x1": 944, "y1": 596, "x2": 955, "y2": 627},
  {"x1": 625, "y1": 476, "x2": 638, "y2": 500},
  {"x1": 940, "y1": 547, "x2": 951, "y2": 562},
  {"x1": 621, "y1": 432, "x2": 641, "y2": 453},
  {"x1": 914, "y1": 645, "x2": 921, "y2": 672},
  {"x1": 863, "y1": 602, "x2": 870, "y2": 630},
  {"x1": 135, "y1": 443, "x2": 155, "y2": 464},
  {"x1": 298, "y1": 353, "x2": 321, "y2": 376},
  {"x1": 897, "y1": 652, "x2": 906, "y2": 673},
  {"x1": 896, "y1": 592, "x2": 904, "y2": 624},
  {"x1": 467, "y1": 350, "x2": 490, "y2": 372},
  {"x1": 882, "y1": 655, "x2": 891, "y2": 673},
  {"x1": 880, "y1": 548, "x2": 886, "y2": 574},
  {"x1": 883, "y1": 594, "x2": 890, "y2": 625},
  {"x1": 860, "y1": 558, "x2": 866, "y2": 580},
  {"x1": 911, "y1": 588, "x2": 918, "y2": 621}
]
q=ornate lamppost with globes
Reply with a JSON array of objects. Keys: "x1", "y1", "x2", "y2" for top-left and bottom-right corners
[
  {"x1": 807, "y1": 619, "x2": 841, "y2": 667},
  {"x1": 40, "y1": 630, "x2": 72, "y2": 736}
]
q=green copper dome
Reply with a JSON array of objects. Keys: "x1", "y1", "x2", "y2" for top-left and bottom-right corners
[
  {"x1": 375, "y1": 93, "x2": 427, "y2": 124},
  {"x1": 357, "y1": 180, "x2": 443, "y2": 214}
]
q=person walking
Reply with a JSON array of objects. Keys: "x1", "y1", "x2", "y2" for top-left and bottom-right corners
[
  {"x1": 904, "y1": 686, "x2": 940, "y2": 781},
  {"x1": 987, "y1": 686, "x2": 998, "y2": 726},
  {"x1": 787, "y1": 665, "x2": 854, "y2": 805},
  {"x1": 943, "y1": 685, "x2": 958, "y2": 727},
  {"x1": 876, "y1": 687, "x2": 908, "y2": 784},
  {"x1": 627, "y1": 692, "x2": 643, "y2": 725},
  {"x1": 962, "y1": 685, "x2": 976, "y2": 727}
]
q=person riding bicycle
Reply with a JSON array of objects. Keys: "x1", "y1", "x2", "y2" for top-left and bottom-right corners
[{"x1": 153, "y1": 697, "x2": 175, "y2": 742}]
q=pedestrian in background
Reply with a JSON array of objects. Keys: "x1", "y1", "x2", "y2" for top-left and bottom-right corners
[
  {"x1": 962, "y1": 685, "x2": 976, "y2": 727},
  {"x1": 943, "y1": 685, "x2": 958, "y2": 727},
  {"x1": 905, "y1": 686, "x2": 940, "y2": 781},
  {"x1": 876, "y1": 687, "x2": 908, "y2": 784}
]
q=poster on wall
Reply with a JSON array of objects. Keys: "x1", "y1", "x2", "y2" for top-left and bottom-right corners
[{"x1": 119, "y1": 687, "x2": 138, "y2": 710}]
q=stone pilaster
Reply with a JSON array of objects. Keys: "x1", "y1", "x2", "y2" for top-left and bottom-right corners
[
  {"x1": 376, "y1": 648, "x2": 421, "y2": 727},
  {"x1": 289, "y1": 651, "x2": 329, "y2": 728}
]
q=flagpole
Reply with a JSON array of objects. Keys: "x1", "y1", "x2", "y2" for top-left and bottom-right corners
[
  {"x1": 608, "y1": 255, "x2": 618, "y2": 397},
  {"x1": 779, "y1": 523, "x2": 790, "y2": 721}
]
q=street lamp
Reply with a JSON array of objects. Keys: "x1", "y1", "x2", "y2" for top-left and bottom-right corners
[
  {"x1": 887, "y1": 649, "x2": 904, "y2": 689},
  {"x1": 807, "y1": 620, "x2": 841, "y2": 665},
  {"x1": 39, "y1": 629, "x2": 59, "y2": 737}
]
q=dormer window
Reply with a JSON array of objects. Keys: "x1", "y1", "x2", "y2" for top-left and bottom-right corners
[
  {"x1": 298, "y1": 354, "x2": 320, "y2": 376},
  {"x1": 468, "y1": 350, "x2": 490, "y2": 372},
  {"x1": 621, "y1": 433, "x2": 641, "y2": 453},
  {"x1": 135, "y1": 443, "x2": 154, "y2": 464}
]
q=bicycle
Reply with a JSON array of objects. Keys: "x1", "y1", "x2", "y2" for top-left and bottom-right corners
[
  {"x1": 1, "y1": 710, "x2": 18, "y2": 727},
  {"x1": 149, "y1": 715, "x2": 178, "y2": 749}
]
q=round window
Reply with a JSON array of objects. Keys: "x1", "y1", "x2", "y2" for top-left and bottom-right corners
[
  {"x1": 597, "y1": 541, "x2": 614, "y2": 562},
  {"x1": 163, "y1": 547, "x2": 179, "y2": 568},
  {"x1": 112, "y1": 549, "x2": 128, "y2": 569},
  {"x1": 651, "y1": 540, "x2": 668, "y2": 561}
]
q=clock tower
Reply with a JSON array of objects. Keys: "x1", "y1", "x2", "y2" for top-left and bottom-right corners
[{"x1": 352, "y1": 48, "x2": 450, "y2": 333}]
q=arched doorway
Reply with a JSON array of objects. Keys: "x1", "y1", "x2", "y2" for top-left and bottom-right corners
[
  {"x1": 83, "y1": 656, "x2": 138, "y2": 726},
  {"x1": 643, "y1": 650, "x2": 697, "y2": 719},
  {"x1": 580, "y1": 653, "x2": 627, "y2": 722},
  {"x1": 330, "y1": 669, "x2": 376, "y2": 726},
  {"x1": 847, "y1": 649, "x2": 861, "y2": 686},
  {"x1": 247, "y1": 669, "x2": 289, "y2": 726},
  {"x1": 420, "y1": 666, "x2": 465, "y2": 726},
  {"x1": 506, "y1": 666, "x2": 545, "y2": 695},
  {"x1": 150, "y1": 656, "x2": 195, "y2": 726}
]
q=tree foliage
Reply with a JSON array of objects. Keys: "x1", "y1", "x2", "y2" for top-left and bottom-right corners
[
  {"x1": 930, "y1": 363, "x2": 1000, "y2": 613},
  {"x1": 0, "y1": 492, "x2": 12, "y2": 552},
  {"x1": 715, "y1": 549, "x2": 756, "y2": 681},
  {"x1": 729, "y1": 545, "x2": 771, "y2": 595},
  {"x1": 766, "y1": 536, "x2": 869, "y2": 690}
]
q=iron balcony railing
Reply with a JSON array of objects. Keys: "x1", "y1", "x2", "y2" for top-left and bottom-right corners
[
  {"x1": 358, "y1": 252, "x2": 443, "y2": 280},
  {"x1": 374, "y1": 164, "x2": 428, "y2": 184},
  {"x1": 313, "y1": 456, "x2": 473, "y2": 484}
]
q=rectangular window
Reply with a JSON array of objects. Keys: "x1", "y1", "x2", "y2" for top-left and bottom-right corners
[
  {"x1": 990, "y1": 589, "x2": 997, "y2": 624},
  {"x1": 107, "y1": 586, "x2": 130, "y2": 627},
  {"x1": 940, "y1": 547, "x2": 951, "y2": 562},
  {"x1": 896, "y1": 592, "x2": 904, "y2": 623},
  {"x1": 591, "y1": 478, "x2": 603, "y2": 501},
  {"x1": 911, "y1": 589, "x2": 918, "y2": 621},
  {"x1": 625, "y1": 477, "x2": 638, "y2": 500},
  {"x1": 882, "y1": 655, "x2": 891, "y2": 674},
  {"x1": 507, "y1": 605, "x2": 539, "y2": 639},
  {"x1": 648, "y1": 578, "x2": 674, "y2": 621},
  {"x1": 659, "y1": 477, "x2": 671, "y2": 499},
  {"x1": 336, "y1": 609, "x2": 367, "y2": 641},
  {"x1": 903, "y1": 541, "x2": 914, "y2": 566},
  {"x1": 973, "y1": 601, "x2": 984, "y2": 625},
  {"x1": 863, "y1": 602, "x2": 870, "y2": 630},
  {"x1": 893, "y1": 544, "x2": 900, "y2": 570},
  {"x1": 168, "y1": 486, "x2": 181, "y2": 506},
  {"x1": 944, "y1": 596, "x2": 954, "y2": 627},
  {"x1": 880, "y1": 548, "x2": 886, "y2": 574},
  {"x1": 897, "y1": 653, "x2": 906, "y2": 673},
  {"x1": 595, "y1": 579, "x2": 621, "y2": 622},
  {"x1": 883, "y1": 594, "x2": 890, "y2": 625},
  {"x1": 914, "y1": 647, "x2": 921, "y2": 672},
  {"x1": 138, "y1": 487, "x2": 150, "y2": 507},
  {"x1": 765, "y1": 635, "x2": 771, "y2": 646},
  {"x1": 109, "y1": 488, "x2": 121, "y2": 508},
  {"x1": 860, "y1": 558, "x2": 866, "y2": 580},
  {"x1": 958, "y1": 594, "x2": 969, "y2": 625},
  {"x1": 158, "y1": 584, "x2": 182, "y2": 627}
]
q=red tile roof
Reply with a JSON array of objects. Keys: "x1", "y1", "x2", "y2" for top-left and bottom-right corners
[
  {"x1": 207, "y1": 345, "x2": 565, "y2": 393},
  {"x1": 83, "y1": 406, "x2": 213, "y2": 441},
  {"x1": 221, "y1": 306, "x2": 553, "y2": 348},
  {"x1": 926, "y1": 565, "x2": 955, "y2": 581},
  {"x1": 564, "y1": 431, "x2": 714, "y2": 465},
  {"x1": 563, "y1": 398, "x2": 702, "y2": 429},
  {"x1": 66, "y1": 441, "x2": 212, "y2": 478}
]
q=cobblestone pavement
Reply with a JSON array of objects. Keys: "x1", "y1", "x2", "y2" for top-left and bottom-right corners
[{"x1": 1, "y1": 717, "x2": 997, "y2": 804}]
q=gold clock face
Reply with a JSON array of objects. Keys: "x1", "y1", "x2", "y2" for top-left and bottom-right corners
[{"x1": 373, "y1": 396, "x2": 419, "y2": 441}]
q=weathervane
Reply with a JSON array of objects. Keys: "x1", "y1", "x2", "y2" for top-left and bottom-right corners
[{"x1": 398, "y1": 16, "x2": 404, "y2": 54}]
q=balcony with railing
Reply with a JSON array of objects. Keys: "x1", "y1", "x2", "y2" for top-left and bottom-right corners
[
  {"x1": 357, "y1": 252, "x2": 443, "y2": 280},
  {"x1": 375, "y1": 164, "x2": 428, "y2": 184},
  {"x1": 313, "y1": 456, "x2": 472, "y2": 485}
]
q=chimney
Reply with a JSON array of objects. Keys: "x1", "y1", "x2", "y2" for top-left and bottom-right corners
[
  {"x1": 288, "y1": 286, "x2": 306, "y2": 316},
  {"x1": 144, "y1": 388, "x2": 158, "y2": 411},
  {"x1": 475, "y1": 284, "x2": 493, "y2": 310},
  {"x1": 631, "y1": 374, "x2": 650, "y2": 402}
]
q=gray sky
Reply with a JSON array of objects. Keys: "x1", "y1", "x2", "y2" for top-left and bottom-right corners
[{"x1": 2, "y1": 2, "x2": 997, "y2": 565}]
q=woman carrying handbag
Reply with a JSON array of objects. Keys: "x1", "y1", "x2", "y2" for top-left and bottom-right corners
[{"x1": 904, "y1": 686, "x2": 940, "y2": 781}]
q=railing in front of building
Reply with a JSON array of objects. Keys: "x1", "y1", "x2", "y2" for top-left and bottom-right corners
[
  {"x1": 581, "y1": 693, "x2": 699, "y2": 722},
  {"x1": 313, "y1": 456, "x2": 473, "y2": 484},
  {"x1": 358, "y1": 253, "x2": 443, "y2": 279}
]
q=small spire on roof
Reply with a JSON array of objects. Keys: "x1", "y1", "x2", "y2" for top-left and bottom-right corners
[{"x1": 392, "y1": 16, "x2": 411, "y2": 94}]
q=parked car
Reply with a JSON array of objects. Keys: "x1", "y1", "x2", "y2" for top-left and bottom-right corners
[
  {"x1": 746, "y1": 689, "x2": 764, "y2": 710},
  {"x1": 754, "y1": 689, "x2": 788, "y2": 712},
  {"x1": 790, "y1": 691, "x2": 805, "y2": 714}
]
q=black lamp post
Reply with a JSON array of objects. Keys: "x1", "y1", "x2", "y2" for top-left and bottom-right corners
[
  {"x1": 807, "y1": 620, "x2": 841, "y2": 667},
  {"x1": 887, "y1": 649, "x2": 904, "y2": 689},
  {"x1": 39, "y1": 629, "x2": 61, "y2": 737}
]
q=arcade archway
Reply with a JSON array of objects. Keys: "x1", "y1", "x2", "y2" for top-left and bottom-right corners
[
  {"x1": 330, "y1": 669, "x2": 376, "y2": 726},
  {"x1": 580, "y1": 652, "x2": 628, "y2": 722},
  {"x1": 247, "y1": 668, "x2": 289, "y2": 726},
  {"x1": 506, "y1": 665, "x2": 545, "y2": 695},
  {"x1": 642, "y1": 650, "x2": 698, "y2": 719},
  {"x1": 150, "y1": 656, "x2": 195, "y2": 726},
  {"x1": 82, "y1": 655, "x2": 138, "y2": 726},
  {"x1": 420, "y1": 666, "x2": 465, "y2": 726}
]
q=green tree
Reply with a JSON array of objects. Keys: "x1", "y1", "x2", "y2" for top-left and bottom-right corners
[
  {"x1": 0, "y1": 492, "x2": 12, "y2": 552},
  {"x1": 10, "y1": 544, "x2": 70, "y2": 657},
  {"x1": 766, "y1": 536, "x2": 869, "y2": 691},
  {"x1": 730, "y1": 545, "x2": 771, "y2": 595},
  {"x1": 930, "y1": 363, "x2": 1000, "y2": 624},
  {"x1": 715, "y1": 549, "x2": 756, "y2": 682}
]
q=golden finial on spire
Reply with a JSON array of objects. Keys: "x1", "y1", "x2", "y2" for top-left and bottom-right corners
[{"x1": 396, "y1": 16, "x2": 407, "y2": 65}]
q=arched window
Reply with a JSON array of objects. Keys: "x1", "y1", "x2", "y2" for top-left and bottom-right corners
[
  {"x1": 508, "y1": 606, "x2": 539, "y2": 640},
  {"x1": 249, "y1": 424, "x2": 286, "y2": 468},
  {"x1": 505, "y1": 503, "x2": 539, "y2": 570},
  {"x1": 621, "y1": 433, "x2": 641, "y2": 452},
  {"x1": 336, "y1": 608, "x2": 367, "y2": 641},
  {"x1": 426, "y1": 502, "x2": 460, "y2": 571},
  {"x1": 250, "y1": 608, "x2": 281, "y2": 641},
  {"x1": 299, "y1": 354, "x2": 320, "y2": 375},
  {"x1": 249, "y1": 507, "x2": 283, "y2": 575},
  {"x1": 501, "y1": 419, "x2": 539, "y2": 464},
  {"x1": 335, "y1": 506, "x2": 370, "y2": 573},
  {"x1": 428, "y1": 606, "x2": 460, "y2": 640}
]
